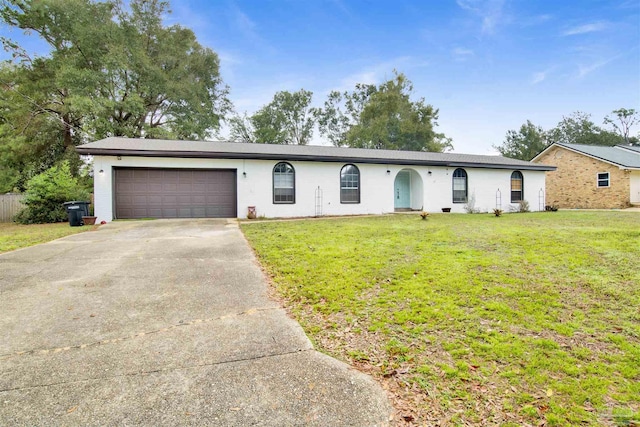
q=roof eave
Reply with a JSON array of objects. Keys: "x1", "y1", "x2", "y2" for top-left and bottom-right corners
[
  {"x1": 76, "y1": 147, "x2": 556, "y2": 171},
  {"x1": 531, "y1": 142, "x2": 638, "y2": 170}
]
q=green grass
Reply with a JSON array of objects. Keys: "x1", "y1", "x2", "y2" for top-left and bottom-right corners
[
  {"x1": 0, "y1": 222, "x2": 96, "y2": 254},
  {"x1": 241, "y1": 212, "x2": 640, "y2": 426}
]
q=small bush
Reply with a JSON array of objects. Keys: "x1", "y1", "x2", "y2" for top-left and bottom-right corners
[
  {"x1": 14, "y1": 161, "x2": 90, "y2": 224},
  {"x1": 493, "y1": 209, "x2": 503, "y2": 217},
  {"x1": 464, "y1": 193, "x2": 480, "y2": 214},
  {"x1": 420, "y1": 211, "x2": 429, "y2": 220},
  {"x1": 509, "y1": 200, "x2": 531, "y2": 213}
]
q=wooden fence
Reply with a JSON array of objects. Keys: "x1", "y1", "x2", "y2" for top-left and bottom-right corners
[{"x1": 0, "y1": 194, "x2": 25, "y2": 222}]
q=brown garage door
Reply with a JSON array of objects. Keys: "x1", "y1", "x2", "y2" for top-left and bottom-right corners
[{"x1": 114, "y1": 168, "x2": 237, "y2": 219}]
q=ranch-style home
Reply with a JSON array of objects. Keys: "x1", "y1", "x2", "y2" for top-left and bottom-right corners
[
  {"x1": 532, "y1": 143, "x2": 640, "y2": 209},
  {"x1": 76, "y1": 138, "x2": 556, "y2": 222}
]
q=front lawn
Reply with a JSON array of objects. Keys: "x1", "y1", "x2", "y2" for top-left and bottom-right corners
[
  {"x1": 241, "y1": 212, "x2": 639, "y2": 426},
  {"x1": 0, "y1": 222, "x2": 96, "y2": 254}
]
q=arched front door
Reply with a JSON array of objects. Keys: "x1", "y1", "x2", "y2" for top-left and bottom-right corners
[
  {"x1": 394, "y1": 169, "x2": 424, "y2": 211},
  {"x1": 394, "y1": 171, "x2": 411, "y2": 209}
]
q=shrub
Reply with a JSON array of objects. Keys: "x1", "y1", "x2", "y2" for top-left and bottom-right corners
[
  {"x1": 493, "y1": 209, "x2": 503, "y2": 217},
  {"x1": 464, "y1": 193, "x2": 480, "y2": 214},
  {"x1": 518, "y1": 200, "x2": 530, "y2": 212},
  {"x1": 509, "y1": 200, "x2": 531, "y2": 213},
  {"x1": 14, "y1": 161, "x2": 90, "y2": 224}
]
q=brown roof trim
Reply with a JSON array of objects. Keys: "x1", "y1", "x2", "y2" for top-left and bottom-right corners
[{"x1": 76, "y1": 147, "x2": 556, "y2": 171}]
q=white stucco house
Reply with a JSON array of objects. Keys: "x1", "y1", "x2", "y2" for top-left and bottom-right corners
[{"x1": 76, "y1": 138, "x2": 556, "y2": 222}]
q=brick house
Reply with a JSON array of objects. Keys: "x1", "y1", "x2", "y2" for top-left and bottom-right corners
[{"x1": 532, "y1": 143, "x2": 640, "y2": 209}]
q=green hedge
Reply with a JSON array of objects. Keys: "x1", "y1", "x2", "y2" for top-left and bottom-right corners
[{"x1": 14, "y1": 161, "x2": 90, "y2": 224}]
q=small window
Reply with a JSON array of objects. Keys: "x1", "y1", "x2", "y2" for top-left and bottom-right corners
[
  {"x1": 511, "y1": 171, "x2": 524, "y2": 202},
  {"x1": 452, "y1": 168, "x2": 467, "y2": 203},
  {"x1": 340, "y1": 164, "x2": 360, "y2": 203},
  {"x1": 273, "y1": 162, "x2": 295, "y2": 203},
  {"x1": 597, "y1": 172, "x2": 609, "y2": 188}
]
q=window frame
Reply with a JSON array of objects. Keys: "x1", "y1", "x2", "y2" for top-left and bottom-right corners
[
  {"x1": 597, "y1": 172, "x2": 610, "y2": 188},
  {"x1": 272, "y1": 162, "x2": 296, "y2": 204},
  {"x1": 452, "y1": 168, "x2": 468, "y2": 203},
  {"x1": 510, "y1": 171, "x2": 524, "y2": 203},
  {"x1": 340, "y1": 164, "x2": 360, "y2": 204}
]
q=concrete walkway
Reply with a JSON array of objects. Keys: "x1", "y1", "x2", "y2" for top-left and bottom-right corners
[{"x1": 0, "y1": 220, "x2": 390, "y2": 426}]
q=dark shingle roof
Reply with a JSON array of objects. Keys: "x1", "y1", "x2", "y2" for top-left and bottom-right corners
[
  {"x1": 77, "y1": 137, "x2": 555, "y2": 171},
  {"x1": 552, "y1": 143, "x2": 640, "y2": 168}
]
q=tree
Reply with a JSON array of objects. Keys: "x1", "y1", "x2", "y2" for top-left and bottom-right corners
[
  {"x1": 228, "y1": 113, "x2": 255, "y2": 144},
  {"x1": 315, "y1": 71, "x2": 452, "y2": 152},
  {"x1": 316, "y1": 83, "x2": 377, "y2": 147},
  {"x1": 494, "y1": 120, "x2": 548, "y2": 160},
  {"x1": 547, "y1": 112, "x2": 623, "y2": 146},
  {"x1": 0, "y1": 0, "x2": 230, "y2": 191},
  {"x1": 13, "y1": 160, "x2": 90, "y2": 224},
  {"x1": 0, "y1": 63, "x2": 71, "y2": 191},
  {"x1": 229, "y1": 89, "x2": 316, "y2": 145},
  {"x1": 604, "y1": 108, "x2": 640, "y2": 146}
]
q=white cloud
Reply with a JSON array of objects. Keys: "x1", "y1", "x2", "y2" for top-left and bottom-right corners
[
  {"x1": 531, "y1": 71, "x2": 547, "y2": 84},
  {"x1": 530, "y1": 66, "x2": 557, "y2": 85},
  {"x1": 562, "y1": 21, "x2": 608, "y2": 36},
  {"x1": 228, "y1": 5, "x2": 277, "y2": 54},
  {"x1": 233, "y1": 7, "x2": 257, "y2": 37},
  {"x1": 333, "y1": 56, "x2": 416, "y2": 92},
  {"x1": 520, "y1": 14, "x2": 553, "y2": 26},
  {"x1": 456, "y1": 0, "x2": 507, "y2": 35},
  {"x1": 452, "y1": 47, "x2": 474, "y2": 61},
  {"x1": 576, "y1": 58, "x2": 614, "y2": 78}
]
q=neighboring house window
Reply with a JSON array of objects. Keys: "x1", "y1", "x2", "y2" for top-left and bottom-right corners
[
  {"x1": 452, "y1": 168, "x2": 467, "y2": 203},
  {"x1": 511, "y1": 171, "x2": 524, "y2": 202},
  {"x1": 340, "y1": 164, "x2": 360, "y2": 203},
  {"x1": 597, "y1": 172, "x2": 610, "y2": 188},
  {"x1": 273, "y1": 162, "x2": 295, "y2": 203}
]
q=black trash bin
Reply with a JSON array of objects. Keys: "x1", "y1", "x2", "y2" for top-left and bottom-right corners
[{"x1": 63, "y1": 201, "x2": 90, "y2": 226}]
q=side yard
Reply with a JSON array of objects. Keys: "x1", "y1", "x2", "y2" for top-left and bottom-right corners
[
  {"x1": 241, "y1": 212, "x2": 640, "y2": 426},
  {"x1": 0, "y1": 222, "x2": 97, "y2": 254}
]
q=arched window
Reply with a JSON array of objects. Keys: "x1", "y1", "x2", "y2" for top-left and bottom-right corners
[
  {"x1": 340, "y1": 164, "x2": 360, "y2": 204},
  {"x1": 273, "y1": 162, "x2": 295, "y2": 204},
  {"x1": 452, "y1": 168, "x2": 467, "y2": 203},
  {"x1": 511, "y1": 171, "x2": 523, "y2": 202}
]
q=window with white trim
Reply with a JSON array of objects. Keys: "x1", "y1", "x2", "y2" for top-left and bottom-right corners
[{"x1": 597, "y1": 172, "x2": 609, "y2": 188}]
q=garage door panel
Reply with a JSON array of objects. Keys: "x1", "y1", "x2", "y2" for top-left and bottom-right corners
[
  {"x1": 147, "y1": 183, "x2": 163, "y2": 192},
  {"x1": 115, "y1": 168, "x2": 236, "y2": 219},
  {"x1": 163, "y1": 195, "x2": 178, "y2": 205},
  {"x1": 147, "y1": 195, "x2": 163, "y2": 204},
  {"x1": 192, "y1": 207, "x2": 206, "y2": 217},
  {"x1": 177, "y1": 208, "x2": 192, "y2": 217},
  {"x1": 160, "y1": 208, "x2": 176, "y2": 217}
]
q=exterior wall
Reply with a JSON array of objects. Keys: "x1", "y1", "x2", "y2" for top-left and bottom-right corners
[
  {"x1": 92, "y1": 155, "x2": 547, "y2": 222},
  {"x1": 415, "y1": 166, "x2": 547, "y2": 213},
  {"x1": 535, "y1": 146, "x2": 631, "y2": 209},
  {"x1": 631, "y1": 171, "x2": 640, "y2": 204}
]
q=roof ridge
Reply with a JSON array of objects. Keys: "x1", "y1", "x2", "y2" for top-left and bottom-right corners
[{"x1": 77, "y1": 137, "x2": 556, "y2": 171}]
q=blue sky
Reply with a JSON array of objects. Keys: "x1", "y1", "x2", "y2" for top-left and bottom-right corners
[{"x1": 2, "y1": 0, "x2": 639, "y2": 154}]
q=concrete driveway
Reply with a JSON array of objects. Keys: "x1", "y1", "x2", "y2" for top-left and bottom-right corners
[{"x1": 0, "y1": 219, "x2": 390, "y2": 426}]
